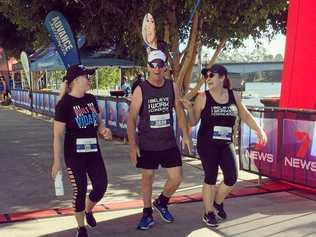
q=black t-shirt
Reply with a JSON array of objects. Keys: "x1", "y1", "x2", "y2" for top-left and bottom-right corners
[
  {"x1": 197, "y1": 89, "x2": 238, "y2": 146},
  {"x1": 55, "y1": 93, "x2": 100, "y2": 158}
]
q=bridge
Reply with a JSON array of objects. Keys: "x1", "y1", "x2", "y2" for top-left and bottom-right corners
[{"x1": 222, "y1": 61, "x2": 283, "y2": 73}]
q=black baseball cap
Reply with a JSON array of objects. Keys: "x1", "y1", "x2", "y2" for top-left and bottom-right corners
[
  {"x1": 63, "y1": 64, "x2": 96, "y2": 83},
  {"x1": 201, "y1": 64, "x2": 227, "y2": 77}
]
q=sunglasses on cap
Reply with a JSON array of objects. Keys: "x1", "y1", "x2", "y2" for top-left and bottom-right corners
[
  {"x1": 148, "y1": 61, "x2": 165, "y2": 69},
  {"x1": 204, "y1": 72, "x2": 215, "y2": 79}
]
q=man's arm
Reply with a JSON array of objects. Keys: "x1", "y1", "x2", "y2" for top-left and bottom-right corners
[
  {"x1": 173, "y1": 82, "x2": 192, "y2": 153},
  {"x1": 127, "y1": 86, "x2": 142, "y2": 164}
]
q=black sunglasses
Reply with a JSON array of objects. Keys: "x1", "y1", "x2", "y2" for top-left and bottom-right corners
[
  {"x1": 204, "y1": 72, "x2": 214, "y2": 79},
  {"x1": 149, "y1": 61, "x2": 165, "y2": 69}
]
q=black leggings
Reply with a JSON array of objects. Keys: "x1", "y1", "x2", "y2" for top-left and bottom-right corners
[
  {"x1": 197, "y1": 142, "x2": 237, "y2": 186},
  {"x1": 65, "y1": 155, "x2": 108, "y2": 212}
]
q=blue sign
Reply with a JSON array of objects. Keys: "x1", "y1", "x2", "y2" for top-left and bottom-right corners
[{"x1": 44, "y1": 11, "x2": 80, "y2": 68}]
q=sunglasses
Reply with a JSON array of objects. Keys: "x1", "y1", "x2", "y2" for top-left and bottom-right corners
[
  {"x1": 204, "y1": 72, "x2": 214, "y2": 79},
  {"x1": 149, "y1": 61, "x2": 165, "y2": 69}
]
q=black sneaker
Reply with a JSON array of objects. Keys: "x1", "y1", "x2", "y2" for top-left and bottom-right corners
[
  {"x1": 85, "y1": 212, "x2": 97, "y2": 227},
  {"x1": 202, "y1": 212, "x2": 218, "y2": 227},
  {"x1": 76, "y1": 227, "x2": 88, "y2": 237},
  {"x1": 153, "y1": 200, "x2": 174, "y2": 223},
  {"x1": 214, "y1": 202, "x2": 227, "y2": 220}
]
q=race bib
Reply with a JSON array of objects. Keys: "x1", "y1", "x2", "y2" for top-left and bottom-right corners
[
  {"x1": 213, "y1": 126, "x2": 232, "y2": 141},
  {"x1": 76, "y1": 138, "x2": 98, "y2": 153},
  {"x1": 150, "y1": 113, "x2": 171, "y2": 128}
]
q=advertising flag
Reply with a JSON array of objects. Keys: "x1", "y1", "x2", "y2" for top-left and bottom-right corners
[
  {"x1": 20, "y1": 51, "x2": 31, "y2": 88},
  {"x1": 44, "y1": 11, "x2": 80, "y2": 68}
]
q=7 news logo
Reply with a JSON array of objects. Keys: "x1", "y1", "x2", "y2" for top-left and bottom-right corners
[
  {"x1": 245, "y1": 129, "x2": 274, "y2": 164},
  {"x1": 284, "y1": 130, "x2": 316, "y2": 172}
]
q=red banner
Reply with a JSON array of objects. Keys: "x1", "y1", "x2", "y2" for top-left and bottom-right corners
[{"x1": 280, "y1": 0, "x2": 316, "y2": 109}]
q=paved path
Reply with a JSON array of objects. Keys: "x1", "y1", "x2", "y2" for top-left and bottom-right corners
[{"x1": 1, "y1": 105, "x2": 315, "y2": 237}]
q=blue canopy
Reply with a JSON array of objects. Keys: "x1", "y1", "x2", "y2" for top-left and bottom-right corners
[{"x1": 30, "y1": 48, "x2": 135, "y2": 71}]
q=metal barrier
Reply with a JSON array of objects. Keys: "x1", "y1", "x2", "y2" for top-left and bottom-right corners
[
  {"x1": 10, "y1": 89, "x2": 316, "y2": 188},
  {"x1": 240, "y1": 106, "x2": 316, "y2": 188},
  {"x1": 10, "y1": 89, "x2": 130, "y2": 139}
]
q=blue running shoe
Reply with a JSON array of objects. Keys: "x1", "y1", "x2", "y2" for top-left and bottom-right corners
[
  {"x1": 202, "y1": 212, "x2": 218, "y2": 227},
  {"x1": 137, "y1": 216, "x2": 154, "y2": 230},
  {"x1": 153, "y1": 200, "x2": 174, "y2": 223},
  {"x1": 214, "y1": 202, "x2": 227, "y2": 220}
]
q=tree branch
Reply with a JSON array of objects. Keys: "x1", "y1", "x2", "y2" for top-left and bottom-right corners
[{"x1": 183, "y1": 37, "x2": 228, "y2": 100}]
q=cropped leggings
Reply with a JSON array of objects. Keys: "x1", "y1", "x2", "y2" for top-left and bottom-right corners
[
  {"x1": 65, "y1": 154, "x2": 108, "y2": 212},
  {"x1": 197, "y1": 142, "x2": 237, "y2": 186}
]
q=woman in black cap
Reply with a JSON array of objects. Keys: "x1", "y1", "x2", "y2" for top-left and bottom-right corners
[
  {"x1": 52, "y1": 64, "x2": 112, "y2": 237},
  {"x1": 180, "y1": 64, "x2": 267, "y2": 227}
]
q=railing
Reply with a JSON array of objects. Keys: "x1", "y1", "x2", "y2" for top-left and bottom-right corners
[
  {"x1": 10, "y1": 89, "x2": 316, "y2": 188},
  {"x1": 10, "y1": 89, "x2": 130, "y2": 139},
  {"x1": 240, "y1": 106, "x2": 316, "y2": 188}
]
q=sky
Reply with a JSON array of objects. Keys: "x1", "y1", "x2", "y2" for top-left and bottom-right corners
[
  {"x1": 197, "y1": 32, "x2": 287, "y2": 62},
  {"x1": 243, "y1": 33, "x2": 286, "y2": 56}
]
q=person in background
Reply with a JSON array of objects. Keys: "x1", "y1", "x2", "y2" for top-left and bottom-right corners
[
  {"x1": 131, "y1": 73, "x2": 145, "y2": 95},
  {"x1": 128, "y1": 50, "x2": 192, "y2": 230},
  {"x1": 52, "y1": 64, "x2": 112, "y2": 237},
  {"x1": 121, "y1": 76, "x2": 131, "y2": 97},
  {"x1": 1, "y1": 76, "x2": 9, "y2": 102},
  {"x1": 180, "y1": 64, "x2": 267, "y2": 227}
]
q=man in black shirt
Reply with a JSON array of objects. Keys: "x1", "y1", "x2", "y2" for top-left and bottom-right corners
[{"x1": 128, "y1": 50, "x2": 192, "y2": 230}]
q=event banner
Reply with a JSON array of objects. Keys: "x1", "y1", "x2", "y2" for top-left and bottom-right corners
[
  {"x1": 181, "y1": 120, "x2": 200, "y2": 157},
  {"x1": 44, "y1": 11, "x2": 80, "y2": 68},
  {"x1": 20, "y1": 51, "x2": 31, "y2": 88},
  {"x1": 44, "y1": 93, "x2": 49, "y2": 111},
  {"x1": 281, "y1": 119, "x2": 316, "y2": 186},
  {"x1": 240, "y1": 117, "x2": 278, "y2": 177},
  {"x1": 118, "y1": 101, "x2": 129, "y2": 129},
  {"x1": 106, "y1": 100, "x2": 118, "y2": 129},
  {"x1": 39, "y1": 93, "x2": 44, "y2": 110},
  {"x1": 50, "y1": 94, "x2": 56, "y2": 113},
  {"x1": 33, "y1": 93, "x2": 38, "y2": 111},
  {"x1": 97, "y1": 99, "x2": 106, "y2": 120}
]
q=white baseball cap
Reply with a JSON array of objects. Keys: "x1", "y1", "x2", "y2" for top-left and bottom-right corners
[{"x1": 148, "y1": 50, "x2": 166, "y2": 63}]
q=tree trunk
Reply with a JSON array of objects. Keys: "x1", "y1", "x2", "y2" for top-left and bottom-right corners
[
  {"x1": 175, "y1": 13, "x2": 201, "y2": 96},
  {"x1": 183, "y1": 37, "x2": 227, "y2": 100}
]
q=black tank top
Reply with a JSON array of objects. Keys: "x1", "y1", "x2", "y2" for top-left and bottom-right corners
[
  {"x1": 197, "y1": 89, "x2": 238, "y2": 145},
  {"x1": 138, "y1": 79, "x2": 177, "y2": 151}
]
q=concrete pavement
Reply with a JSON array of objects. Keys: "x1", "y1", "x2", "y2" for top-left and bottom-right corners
[{"x1": 0, "y1": 105, "x2": 316, "y2": 237}]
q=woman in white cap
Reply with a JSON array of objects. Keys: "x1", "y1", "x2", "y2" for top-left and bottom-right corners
[{"x1": 52, "y1": 64, "x2": 112, "y2": 237}]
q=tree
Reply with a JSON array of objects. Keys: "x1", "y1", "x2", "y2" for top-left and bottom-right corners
[
  {"x1": 0, "y1": 14, "x2": 35, "y2": 56},
  {"x1": 217, "y1": 46, "x2": 284, "y2": 63},
  {"x1": 0, "y1": 0, "x2": 288, "y2": 98}
]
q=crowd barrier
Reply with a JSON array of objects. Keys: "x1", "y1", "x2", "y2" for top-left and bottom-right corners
[
  {"x1": 10, "y1": 89, "x2": 130, "y2": 139},
  {"x1": 240, "y1": 106, "x2": 316, "y2": 188},
  {"x1": 10, "y1": 89, "x2": 316, "y2": 188}
]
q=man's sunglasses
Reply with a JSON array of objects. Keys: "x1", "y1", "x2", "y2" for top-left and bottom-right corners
[
  {"x1": 149, "y1": 61, "x2": 165, "y2": 69},
  {"x1": 204, "y1": 72, "x2": 214, "y2": 79}
]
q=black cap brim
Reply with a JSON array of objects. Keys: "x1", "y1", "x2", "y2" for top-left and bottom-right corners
[
  {"x1": 201, "y1": 68, "x2": 210, "y2": 76},
  {"x1": 84, "y1": 68, "x2": 96, "y2": 75}
]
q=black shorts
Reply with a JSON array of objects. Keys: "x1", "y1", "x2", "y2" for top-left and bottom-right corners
[{"x1": 136, "y1": 146, "x2": 182, "y2": 170}]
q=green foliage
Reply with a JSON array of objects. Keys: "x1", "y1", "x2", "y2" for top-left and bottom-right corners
[
  {"x1": 96, "y1": 67, "x2": 120, "y2": 90},
  {"x1": 46, "y1": 70, "x2": 65, "y2": 90},
  {"x1": 0, "y1": 0, "x2": 288, "y2": 65},
  {"x1": 216, "y1": 47, "x2": 284, "y2": 63}
]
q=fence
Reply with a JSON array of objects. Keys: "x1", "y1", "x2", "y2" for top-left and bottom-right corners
[{"x1": 10, "y1": 89, "x2": 316, "y2": 188}]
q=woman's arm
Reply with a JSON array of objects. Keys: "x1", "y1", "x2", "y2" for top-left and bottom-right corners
[
  {"x1": 52, "y1": 120, "x2": 65, "y2": 178},
  {"x1": 233, "y1": 91, "x2": 267, "y2": 144},
  {"x1": 180, "y1": 92, "x2": 206, "y2": 127},
  {"x1": 97, "y1": 113, "x2": 112, "y2": 140}
]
